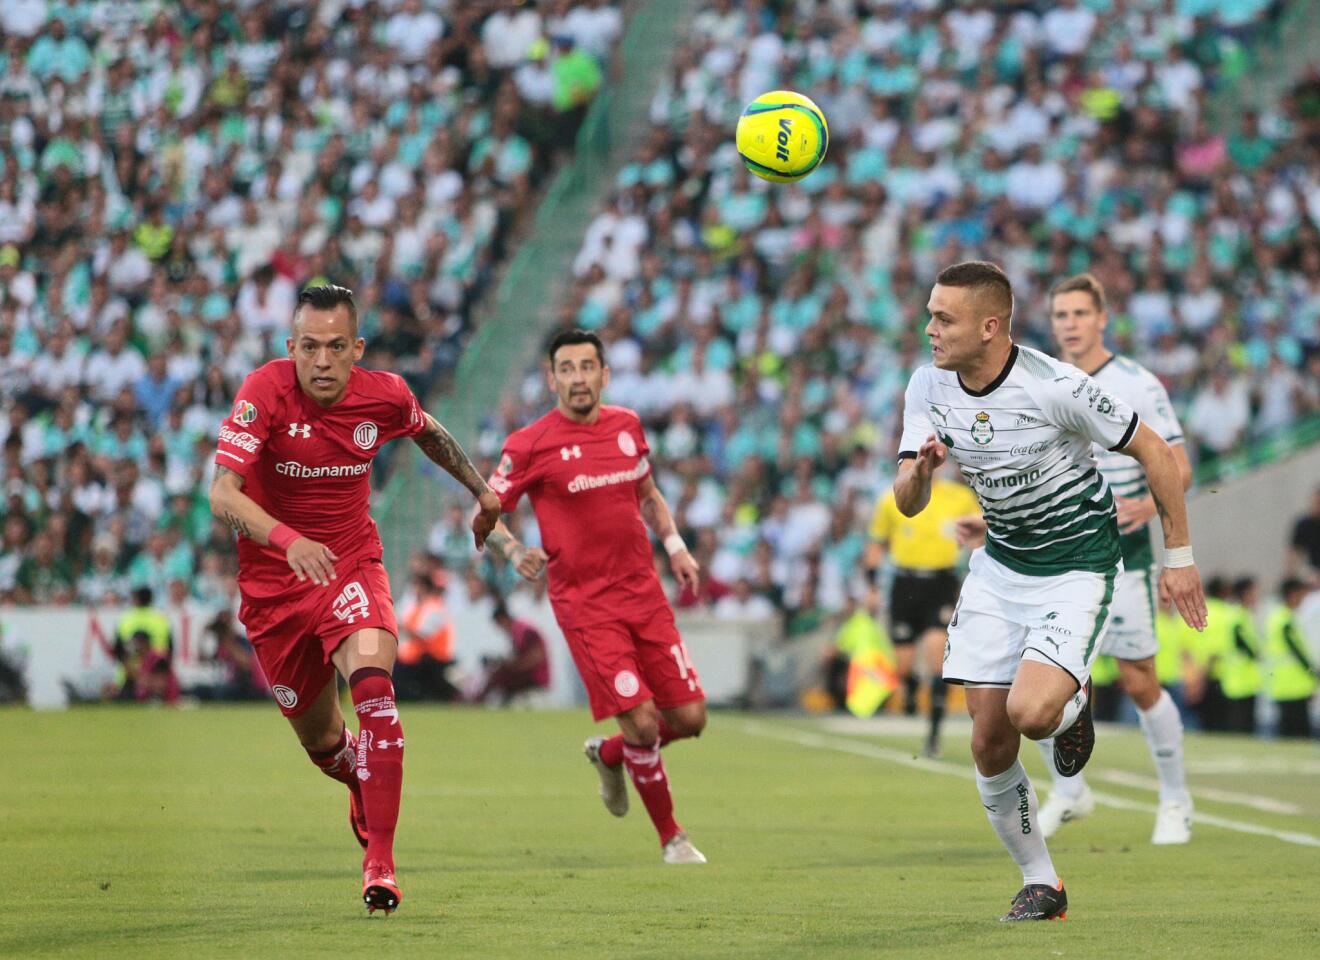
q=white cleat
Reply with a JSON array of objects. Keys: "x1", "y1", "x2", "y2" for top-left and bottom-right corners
[
  {"x1": 1038, "y1": 784, "x2": 1096, "y2": 838},
  {"x1": 1151, "y1": 799, "x2": 1193, "y2": 845},
  {"x1": 583, "y1": 737, "x2": 629, "y2": 817},
  {"x1": 661, "y1": 832, "x2": 707, "y2": 865}
]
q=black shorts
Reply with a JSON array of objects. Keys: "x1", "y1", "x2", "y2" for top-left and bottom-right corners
[{"x1": 888, "y1": 569, "x2": 960, "y2": 645}]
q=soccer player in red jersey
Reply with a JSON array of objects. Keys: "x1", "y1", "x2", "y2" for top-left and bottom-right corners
[
  {"x1": 483, "y1": 329, "x2": 709, "y2": 864},
  {"x1": 209, "y1": 285, "x2": 501, "y2": 913}
]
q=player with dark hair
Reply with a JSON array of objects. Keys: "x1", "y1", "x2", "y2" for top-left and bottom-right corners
[
  {"x1": 481, "y1": 329, "x2": 710, "y2": 864},
  {"x1": 895, "y1": 261, "x2": 1205, "y2": 920},
  {"x1": 210, "y1": 284, "x2": 501, "y2": 913}
]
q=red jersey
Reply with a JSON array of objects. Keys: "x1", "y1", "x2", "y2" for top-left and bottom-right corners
[
  {"x1": 490, "y1": 405, "x2": 667, "y2": 628},
  {"x1": 214, "y1": 359, "x2": 426, "y2": 601}
]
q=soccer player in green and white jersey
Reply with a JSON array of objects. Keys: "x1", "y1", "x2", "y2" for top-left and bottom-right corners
[
  {"x1": 1035, "y1": 273, "x2": 1196, "y2": 845},
  {"x1": 894, "y1": 262, "x2": 1206, "y2": 922}
]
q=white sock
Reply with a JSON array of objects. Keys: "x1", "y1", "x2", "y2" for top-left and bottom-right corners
[
  {"x1": 1048, "y1": 685, "x2": 1088, "y2": 738},
  {"x1": 1037, "y1": 739, "x2": 1088, "y2": 799},
  {"x1": 975, "y1": 760, "x2": 1057, "y2": 886},
  {"x1": 1138, "y1": 689, "x2": 1190, "y2": 805}
]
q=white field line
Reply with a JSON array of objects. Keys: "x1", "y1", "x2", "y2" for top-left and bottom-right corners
[
  {"x1": 807, "y1": 716, "x2": 1314, "y2": 814},
  {"x1": 740, "y1": 721, "x2": 1320, "y2": 849},
  {"x1": 1093, "y1": 768, "x2": 1305, "y2": 816},
  {"x1": 1186, "y1": 757, "x2": 1320, "y2": 776}
]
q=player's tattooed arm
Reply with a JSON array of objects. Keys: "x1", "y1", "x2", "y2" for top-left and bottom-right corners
[
  {"x1": 208, "y1": 466, "x2": 270, "y2": 543},
  {"x1": 209, "y1": 464, "x2": 340, "y2": 585},
  {"x1": 413, "y1": 412, "x2": 493, "y2": 499},
  {"x1": 485, "y1": 525, "x2": 520, "y2": 562},
  {"x1": 636, "y1": 471, "x2": 678, "y2": 539},
  {"x1": 487, "y1": 520, "x2": 547, "y2": 580},
  {"x1": 637, "y1": 471, "x2": 700, "y2": 589}
]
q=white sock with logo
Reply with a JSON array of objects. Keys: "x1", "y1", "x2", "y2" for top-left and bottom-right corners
[
  {"x1": 1138, "y1": 690, "x2": 1190, "y2": 805},
  {"x1": 975, "y1": 760, "x2": 1057, "y2": 886},
  {"x1": 1037, "y1": 739, "x2": 1088, "y2": 799},
  {"x1": 1048, "y1": 685, "x2": 1088, "y2": 738}
]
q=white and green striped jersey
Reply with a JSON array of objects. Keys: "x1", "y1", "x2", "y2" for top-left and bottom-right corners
[
  {"x1": 1087, "y1": 354, "x2": 1184, "y2": 568},
  {"x1": 899, "y1": 345, "x2": 1138, "y2": 577}
]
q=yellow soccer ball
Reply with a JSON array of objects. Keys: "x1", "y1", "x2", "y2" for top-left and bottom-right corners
[{"x1": 735, "y1": 90, "x2": 829, "y2": 183}]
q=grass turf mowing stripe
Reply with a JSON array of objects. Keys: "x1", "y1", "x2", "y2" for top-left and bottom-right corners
[{"x1": 740, "y1": 721, "x2": 1320, "y2": 848}]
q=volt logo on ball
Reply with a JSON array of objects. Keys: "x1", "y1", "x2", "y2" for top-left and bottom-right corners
[
  {"x1": 775, "y1": 118, "x2": 792, "y2": 161},
  {"x1": 735, "y1": 90, "x2": 829, "y2": 184}
]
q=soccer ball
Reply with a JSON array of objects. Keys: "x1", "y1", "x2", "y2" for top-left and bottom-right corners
[{"x1": 735, "y1": 90, "x2": 829, "y2": 184}]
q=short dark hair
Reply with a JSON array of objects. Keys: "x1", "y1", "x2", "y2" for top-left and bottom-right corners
[
  {"x1": 132, "y1": 586, "x2": 153, "y2": 607},
  {"x1": 547, "y1": 329, "x2": 605, "y2": 367},
  {"x1": 1232, "y1": 576, "x2": 1256, "y2": 598},
  {"x1": 295, "y1": 284, "x2": 358, "y2": 336},
  {"x1": 491, "y1": 601, "x2": 511, "y2": 622},
  {"x1": 1050, "y1": 272, "x2": 1107, "y2": 312},
  {"x1": 935, "y1": 260, "x2": 1014, "y2": 326},
  {"x1": 1280, "y1": 577, "x2": 1308, "y2": 600}
]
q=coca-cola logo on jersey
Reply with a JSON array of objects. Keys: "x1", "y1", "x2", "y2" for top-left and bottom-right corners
[{"x1": 218, "y1": 425, "x2": 260, "y2": 453}]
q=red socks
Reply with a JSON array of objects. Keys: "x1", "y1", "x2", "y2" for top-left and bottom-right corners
[
  {"x1": 598, "y1": 718, "x2": 684, "y2": 767},
  {"x1": 350, "y1": 668, "x2": 404, "y2": 868},
  {"x1": 621, "y1": 741, "x2": 680, "y2": 846},
  {"x1": 306, "y1": 725, "x2": 359, "y2": 787}
]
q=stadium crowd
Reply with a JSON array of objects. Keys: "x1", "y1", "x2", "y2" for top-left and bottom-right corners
[
  {"x1": 0, "y1": 0, "x2": 622, "y2": 607},
  {"x1": 470, "y1": 0, "x2": 1317, "y2": 636}
]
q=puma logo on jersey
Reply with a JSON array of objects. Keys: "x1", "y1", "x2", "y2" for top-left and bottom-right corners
[
  {"x1": 288, "y1": 422, "x2": 311, "y2": 438},
  {"x1": 561, "y1": 445, "x2": 582, "y2": 460}
]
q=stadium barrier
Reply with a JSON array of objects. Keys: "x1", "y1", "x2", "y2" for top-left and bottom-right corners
[
  {"x1": 1187, "y1": 435, "x2": 1320, "y2": 589},
  {"x1": 2, "y1": 601, "x2": 778, "y2": 711}
]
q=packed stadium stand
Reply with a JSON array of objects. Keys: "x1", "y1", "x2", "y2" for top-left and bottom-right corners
[
  {"x1": 468, "y1": 0, "x2": 1318, "y2": 624},
  {"x1": 0, "y1": 0, "x2": 622, "y2": 606},
  {"x1": 0, "y1": 0, "x2": 1317, "y2": 640}
]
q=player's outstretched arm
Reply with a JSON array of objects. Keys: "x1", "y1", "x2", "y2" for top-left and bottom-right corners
[
  {"x1": 636, "y1": 474, "x2": 699, "y2": 591},
  {"x1": 208, "y1": 466, "x2": 339, "y2": 586},
  {"x1": 484, "y1": 520, "x2": 547, "y2": 581},
  {"x1": 1114, "y1": 442, "x2": 1192, "y2": 534},
  {"x1": 892, "y1": 434, "x2": 946, "y2": 517},
  {"x1": 412, "y1": 413, "x2": 502, "y2": 548},
  {"x1": 1119, "y1": 423, "x2": 1207, "y2": 630}
]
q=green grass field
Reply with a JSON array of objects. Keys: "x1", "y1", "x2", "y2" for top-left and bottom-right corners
[{"x1": 8, "y1": 705, "x2": 1319, "y2": 959}]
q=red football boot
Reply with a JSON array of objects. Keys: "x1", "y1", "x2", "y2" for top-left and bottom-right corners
[
  {"x1": 349, "y1": 790, "x2": 368, "y2": 850},
  {"x1": 362, "y1": 859, "x2": 401, "y2": 915}
]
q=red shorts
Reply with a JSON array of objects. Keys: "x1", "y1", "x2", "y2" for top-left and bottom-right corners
[
  {"x1": 560, "y1": 605, "x2": 705, "y2": 721},
  {"x1": 238, "y1": 558, "x2": 398, "y2": 717}
]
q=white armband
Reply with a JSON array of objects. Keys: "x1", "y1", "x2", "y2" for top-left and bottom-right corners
[
  {"x1": 663, "y1": 534, "x2": 687, "y2": 557},
  {"x1": 1164, "y1": 546, "x2": 1194, "y2": 568}
]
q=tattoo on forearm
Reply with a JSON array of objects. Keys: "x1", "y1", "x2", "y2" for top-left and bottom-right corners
[
  {"x1": 639, "y1": 494, "x2": 674, "y2": 538},
  {"x1": 223, "y1": 511, "x2": 252, "y2": 539},
  {"x1": 485, "y1": 528, "x2": 517, "y2": 562},
  {"x1": 414, "y1": 416, "x2": 489, "y2": 497}
]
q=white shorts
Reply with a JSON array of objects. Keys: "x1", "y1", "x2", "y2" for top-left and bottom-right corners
[
  {"x1": 1099, "y1": 563, "x2": 1158, "y2": 661},
  {"x1": 943, "y1": 549, "x2": 1121, "y2": 688}
]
